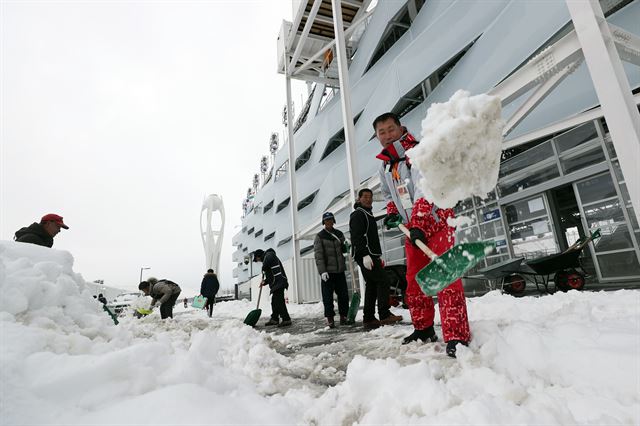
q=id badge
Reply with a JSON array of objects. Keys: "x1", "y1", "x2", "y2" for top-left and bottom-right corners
[{"x1": 396, "y1": 182, "x2": 413, "y2": 210}]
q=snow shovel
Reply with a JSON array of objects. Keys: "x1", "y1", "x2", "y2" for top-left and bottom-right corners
[
  {"x1": 394, "y1": 222, "x2": 495, "y2": 296},
  {"x1": 243, "y1": 282, "x2": 263, "y2": 326},
  {"x1": 346, "y1": 255, "x2": 360, "y2": 324},
  {"x1": 134, "y1": 308, "x2": 153, "y2": 318},
  {"x1": 103, "y1": 304, "x2": 119, "y2": 325}
]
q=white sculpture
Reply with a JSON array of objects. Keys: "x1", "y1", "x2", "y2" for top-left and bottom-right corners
[{"x1": 200, "y1": 194, "x2": 225, "y2": 273}]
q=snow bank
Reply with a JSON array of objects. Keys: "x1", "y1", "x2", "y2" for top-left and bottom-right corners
[
  {"x1": 2, "y1": 240, "x2": 639, "y2": 425},
  {"x1": 408, "y1": 90, "x2": 504, "y2": 208}
]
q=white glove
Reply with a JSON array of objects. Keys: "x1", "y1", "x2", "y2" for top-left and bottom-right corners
[
  {"x1": 321, "y1": 272, "x2": 330, "y2": 282},
  {"x1": 363, "y1": 255, "x2": 373, "y2": 270}
]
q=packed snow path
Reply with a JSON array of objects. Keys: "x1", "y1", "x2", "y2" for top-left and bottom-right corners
[{"x1": 1, "y1": 241, "x2": 639, "y2": 425}]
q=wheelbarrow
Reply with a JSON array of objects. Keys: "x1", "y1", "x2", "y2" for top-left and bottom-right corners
[{"x1": 477, "y1": 228, "x2": 601, "y2": 295}]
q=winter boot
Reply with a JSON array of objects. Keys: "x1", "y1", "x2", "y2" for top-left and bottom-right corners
[
  {"x1": 402, "y1": 326, "x2": 438, "y2": 345},
  {"x1": 339, "y1": 315, "x2": 348, "y2": 325},
  {"x1": 264, "y1": 318, "x2": 279, "y2": 326},
  {"x1": 363, "y1": 318, "x2": 380, "y2": 331},
  {"x1": 446, "y1": 340, "x2": 468, "y2": 358},
  {"x1": 327, "y1": 317, "x2": 336, "y2": 328},
  {"x1": 379, "y1": 313, "x2": 403, "y2": 325},
  {"x1": 277, "y1": 319, "x2": 292, "y2": 328}
]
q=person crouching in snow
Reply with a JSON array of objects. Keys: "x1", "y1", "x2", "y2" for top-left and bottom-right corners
[
  {"x1": 138, "y1": 278, "x2": 182, "y2": 319},
  {"x1": 374, "y1": 112, "x2": 470, "y2": 357},
  {"x1": 253, "y1": 249, "x2": 292, "y2": 327},
  {"x1": 313, "y1": 211, "x2": 350, "y2": 328}
]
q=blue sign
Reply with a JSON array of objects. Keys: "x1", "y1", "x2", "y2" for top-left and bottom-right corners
[{"x1": 483, "y1": 209, "x2": 501, "y2": 222}]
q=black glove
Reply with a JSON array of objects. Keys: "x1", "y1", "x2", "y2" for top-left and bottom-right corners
[
  {"x1": 409, "y1": 228, "x2": 427, "y2": 247},
  {"x1": 383, "y1": 213, "x2": 401, "y2": 229}
]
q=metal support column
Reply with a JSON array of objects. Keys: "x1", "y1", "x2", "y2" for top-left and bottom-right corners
[
  {"x1": 331, "y1": 0, "x2": 359, "y2": 208},
  {"x1": 332, "y1": 0, "x2": 365, "y2": 297},
  {"x1": 284, "y1": 59, "x2": 301, "y2": 304},
  {"x1": 566, "y1": 0, "x2": 640, "y2": 225}
]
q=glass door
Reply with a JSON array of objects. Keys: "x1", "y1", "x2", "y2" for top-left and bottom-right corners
[
  {"x1": 504, "y1": 194, "x2": 558, "y2": 260},
  {"x1": 575, "y1": 172, "x2": 640, "y2": 280}
]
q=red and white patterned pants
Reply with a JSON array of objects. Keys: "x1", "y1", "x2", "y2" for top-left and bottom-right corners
[{"x1": 405, "y1": 228, "x2": 471, "y2": 343}]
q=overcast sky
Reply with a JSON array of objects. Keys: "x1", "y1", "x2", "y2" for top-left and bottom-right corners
[{"x1": 1, "y1": 0, "x2": 307, "y2": 296}]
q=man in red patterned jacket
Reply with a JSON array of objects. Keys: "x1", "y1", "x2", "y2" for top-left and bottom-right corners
[{"x1": 374, "y1": 112, "x2": 470, "y2": 357}]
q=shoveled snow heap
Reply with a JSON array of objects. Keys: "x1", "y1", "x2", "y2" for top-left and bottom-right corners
[
  {"x1": 408, "y1": 89, "x2": 504, "y2": 208},
  {"x1": 2, "y1": 240, "x2": 640, "y2": 425}
]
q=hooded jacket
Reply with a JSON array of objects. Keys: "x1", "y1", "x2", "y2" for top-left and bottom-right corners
[
  {"x1": 149, "y1": 279, "x2": 182, "y2": 306},
  {"x1": 200, "y1": 272, "x2": 220, "y2": 299},
  {"x1": 14, "y1": 223, "x2": 54, "y2": 248},
  {"x1": 377, "y1": 132, "x2": 455, "y2": 238},
  {"x1": 349, "y1": 202, "x2": 382, "y2": 262},
  {"x1": 261, "y1": 248, "x2": 288, "y2": 292},
  {"x1": 313, "y1": 228, "x2": 347, "y2": 274}
]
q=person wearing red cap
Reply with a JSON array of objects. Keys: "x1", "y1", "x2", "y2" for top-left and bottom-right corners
[{"x1": 14, "y1": 214, "x2": 69, "y2": 248}]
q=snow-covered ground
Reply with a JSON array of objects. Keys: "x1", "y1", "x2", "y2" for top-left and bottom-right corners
[{"x1": 1, "y1": 240, "x2": 639, "y2": 425}]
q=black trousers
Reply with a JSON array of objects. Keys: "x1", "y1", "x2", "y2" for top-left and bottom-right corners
[
  {"x1": 160, "y1": 292, "x2": 180, "y2": 319},
  {"x1": 321, "y1": 272, "x2": 349, "y2": 318},
  {"x1": 270, "y1": 287, "x2": 291, "y2": 321},
  {"x1": 204, "y1": 297, "x2": 215, "y2": 317},
  {"x1": 357, "y1": 257, "x2": 390, "y2": 322}
]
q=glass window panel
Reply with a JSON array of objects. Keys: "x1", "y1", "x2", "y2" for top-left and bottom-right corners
[
  {"x1": 474, "y1": 189, "x2": 497, "y2": 206},
  {"x1": 612, "y1": 159, "x2": 624, "y2": 183},
  {"x1": 453, "y1": 212, "x2": 477, "y2": 229},
  {"x1": 480, "y1": 221, "x2": 504, "y2": 240},
  {"x1": 485, "y1": 254, "x2": 510, "y2": 267},
  {"x1": 454, "y1": 197, "x2": 474, "y2": 214},
  {"x1": 583, "y1": 199, "x2": 625, "y2": 227},
  {"x1": 456, "y1": 226, "x2": 480, "y2": 243},
  {"x1": 619, "y1": 183, "x2": 631, "y2": 207},
  {"x1": 554, "y1": 122, "x2": 598, "y2": 153},
  {"x1": 627, "y1": 207, "x2": 638, "y2": 231},
  {"x1": 590, "y1": 224, "x2": 633, "y2": 251},
  {"x1": 505, "y1": 196, "x2": 547, "y2": 224},
  {"x1": 499, "y1": 141, "x2": 555, "y2": 178},
  {"x1": 604, "y1": 137, "x2": 617, "y2": 159},
  {"x1": 560, "y1": 145, "x2": 605, "y2": 174},
  {"x1": 596, "y1": 251, "x2": 640, "y2": 278},
  {"x1": 498, "y1": 163, "x2": 560, "y2": 197},
  {"x1": 576, "y1": 173, "x2": 616, "y2": 205},
  {"x1": 510, "y1": 218, "x2": 558, "y2": 258}
]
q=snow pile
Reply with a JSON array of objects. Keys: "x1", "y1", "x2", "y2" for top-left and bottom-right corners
[
  {"x1": 0, "y1": 241, "x2": 113, "y2": 334},
  {"x1": 2, "y1": 240, "x2": 639, "y2": 425},
  {"x1": 408, "y1": 90, "x2": 504, "y2": 208}
]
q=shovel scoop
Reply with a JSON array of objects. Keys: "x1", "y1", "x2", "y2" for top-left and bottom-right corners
[{"x1": 390, "y1": 219, "x2": 495, "y2": 295}]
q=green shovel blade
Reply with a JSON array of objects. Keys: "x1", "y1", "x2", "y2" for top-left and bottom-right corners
[
  {"x1": 243, "y1": 308, "x2": 262, "y2": 326},
  {"x1": 346, "y1": 292, "x2": 360, "y2": 324},
  {"x1": 416, "y1": 240, "x2": 495, "y2": 296}
]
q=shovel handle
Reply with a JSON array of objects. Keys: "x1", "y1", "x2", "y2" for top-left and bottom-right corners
[
  {"x1": 397, "y1": 223, "x2": 438, "y2": 260},
  {"x1": 256, "y1": 276, "x2": 264, "y2": 309}
]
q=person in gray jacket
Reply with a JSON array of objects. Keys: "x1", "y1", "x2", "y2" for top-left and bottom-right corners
[
  {"x1": 138, "y1": 278, "x2": 182, "y2": 319},
  {"x1": 313, "y1": 211, "x2": 350, "y2": 328}
]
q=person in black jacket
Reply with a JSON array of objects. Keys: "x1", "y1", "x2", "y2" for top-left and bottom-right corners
[
  {"x1": 313, "y1": 211, "x2": 350, "y2": 328},
  {"x1": 253, "y1": 248, "x2": 291, "y2": 327},
  {"x1": 200, "y1": 269, "x2": 220, "y2": 317},
  {"x1": 349, "y1": 188, "x2": 402, "y2": 330},
  {"x1": 14, "y1": 213, "x2": 69, "y2": 248}
]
